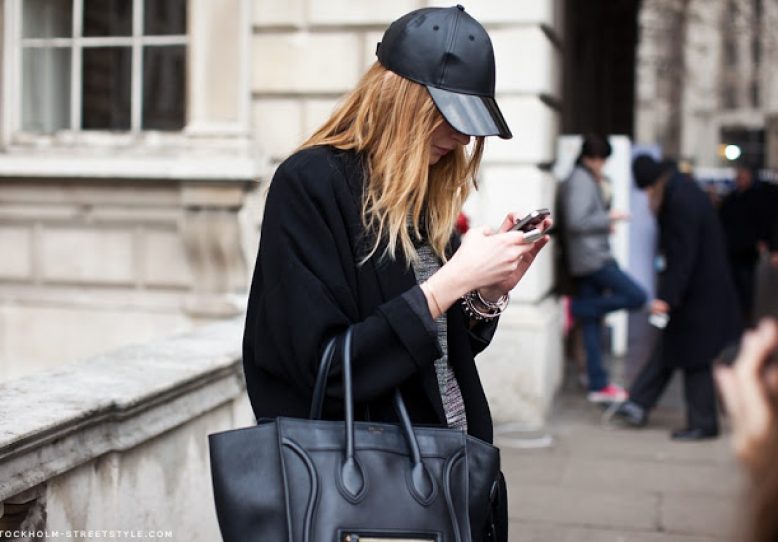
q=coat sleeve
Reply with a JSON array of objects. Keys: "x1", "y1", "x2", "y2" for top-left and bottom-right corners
[
  {"x1": 466, "y1": 317, "x2": 499, "y2": 355},
  {"x1": 771, "y1": 215, "x2": 778, "y2": 252},
  {"x1": 764, "y1": 188, "x2": 778, "y2": 251},
  {"x1": 658, "y1": 187, "x2": 702, "y2": 309},
  {"x1": 561, "y1": 171, "x2": 611, "y2": 235},
  {"x1": 247, "y1": 151, "x2": 442, "y2": 404},
  {"x1": 445, "y1": 233, "x2": 499, "y2": 355}
]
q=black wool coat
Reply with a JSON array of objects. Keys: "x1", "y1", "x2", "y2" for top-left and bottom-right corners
[
  {"x1": 719, "y1": 182, "x2": 777, "y2": 264},
  {"x1": 242, "y1": 145, "x2": 499, "y2": 444},
  {"x1": 656, "y1": 172, "x2": 742, "y2": 369}
]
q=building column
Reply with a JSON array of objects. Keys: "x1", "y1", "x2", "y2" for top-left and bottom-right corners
[{"x1": 458, "y1": 1, "x2": 564, "y2": 427}]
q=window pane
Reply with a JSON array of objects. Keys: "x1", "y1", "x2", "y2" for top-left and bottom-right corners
[
  {"x1": 82, "y1": 47, "x2": 132, "y2": 130},
  {"x1": 142, "y1": 46, "x2": 185, "y2": 130},
  {"x1": 23, "y1": 0, "x2": 73, "y2": 39},
  {"x1": 22, "y1": 47, "x2": 72, "y2": 132},
  {"x1": 144, "y1": 0, "x2": 187, "y2": 36},
  {"x1": 83, "y1": 0, "x2": 132, "y2": 37}
]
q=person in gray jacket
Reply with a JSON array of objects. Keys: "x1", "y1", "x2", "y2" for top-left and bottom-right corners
[{"x1": 559, "y1": 134, "x2": 647, "y2": 402}]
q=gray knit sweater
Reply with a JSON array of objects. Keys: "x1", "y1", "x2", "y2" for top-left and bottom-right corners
[{"x1": 411, "y1": 244, "x2": 468, "y2": 432}]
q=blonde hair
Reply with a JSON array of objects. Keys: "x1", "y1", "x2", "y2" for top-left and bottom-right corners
[{"x1": 300, "y1": 62, "x2": 485, "y2": 265}]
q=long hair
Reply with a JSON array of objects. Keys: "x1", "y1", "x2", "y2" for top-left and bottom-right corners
[{"x1": 300, "y1": 62, "x2": 485, "y2": 265}]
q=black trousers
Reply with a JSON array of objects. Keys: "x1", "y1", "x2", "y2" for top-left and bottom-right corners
[
  {"x1": 628, "y1": 342, "x2": 718, "y2": 432},
  {"x1": 729, "y1": 258, "x2": 756, "y2": 324}
]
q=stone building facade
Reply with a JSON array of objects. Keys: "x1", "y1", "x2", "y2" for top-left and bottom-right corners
[
  {"x1": 635, "y1": 0, "x2": 778, "y2": 168},
  {"x1": 0, "y1": 0, "x2": 258, "y2": 380},
  {"x1": 0, "y1": 0, "x2": 565, "y2": 425}
]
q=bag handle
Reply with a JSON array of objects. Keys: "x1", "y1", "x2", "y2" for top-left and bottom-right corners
[
  {"x1": 312, "y1": 328, "x2": 434, "y2": 503},
  {"x1": 309, "y1": 335, "x2": 338, "y2": 420}
]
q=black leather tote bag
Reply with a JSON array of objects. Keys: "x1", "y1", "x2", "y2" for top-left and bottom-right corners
[{"x1": 209, "y1": 328, "x2": 501, "y2": 541}]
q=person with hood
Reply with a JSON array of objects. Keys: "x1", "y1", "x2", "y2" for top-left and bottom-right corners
[
  {"x1": 614, "y1": 155, "x2": 741, "y2": 440},
  {"x1": 242, "y1": 6, "x2": 551, "y2": 540}
]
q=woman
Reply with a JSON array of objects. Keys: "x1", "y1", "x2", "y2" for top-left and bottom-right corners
[
  {"x1": 558, "y1": 134, "x2": 646, "y2": 402},
  {"x1": 242, "y1": 6, "x2": 551, "y2": 540}
]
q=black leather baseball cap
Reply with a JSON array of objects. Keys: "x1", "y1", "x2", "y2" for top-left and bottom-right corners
[{"x1": 376, "y1": 5, "x2": 512, "y2": 139}]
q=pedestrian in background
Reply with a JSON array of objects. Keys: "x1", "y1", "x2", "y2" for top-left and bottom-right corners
[
  {"x1": 558, "y1": 134, "x2": 647, "y2": 403},
  {"x1": 718, "y1": 163, "x2": 776, "y2": 323},
  {"x1": 766, "y1": 176, "x2": 778, "y2": 268},
  {"x1": 614, "y1": 155, "x2": 741, "y2": 440}
]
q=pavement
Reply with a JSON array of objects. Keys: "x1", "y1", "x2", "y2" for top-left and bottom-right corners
[{"x1": 497, "y1": 319, "x2": 747, "y2": 542}]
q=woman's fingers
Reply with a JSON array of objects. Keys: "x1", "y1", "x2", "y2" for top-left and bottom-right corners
[
  {"x1": 462, "y1": 219, "x2": 550, "y2": 293},
  {"x1": 497, "y1": 212, "x2": 521, "y2": 233}
]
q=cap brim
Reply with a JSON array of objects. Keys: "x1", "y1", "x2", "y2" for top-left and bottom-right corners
[{"x1": 427, "y1": 86, "x2": 512, "y2": 139}]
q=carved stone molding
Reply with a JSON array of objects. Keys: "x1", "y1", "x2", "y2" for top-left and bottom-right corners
[{"x1": 180, "y1": 183, "x2": 252, "y2": 318}]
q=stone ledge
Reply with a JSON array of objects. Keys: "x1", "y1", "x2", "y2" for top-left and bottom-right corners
[
  {"x1": 0, "y1": 318, "x2": 245, "y2": 501},
  {"x1": 0, "y1": 154, "x2": 259, "y2": 182}
]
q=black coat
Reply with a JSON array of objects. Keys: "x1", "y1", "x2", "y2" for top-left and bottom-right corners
[
  {"x1": 242, "y1": 145, "x2": 499, "y2": 444},
  {"x1": 656, "y1": 172, "x2": 742, "y2": 369},
  {"x1": 719, "y1": 182, "x2": 777, "y2": 263}
]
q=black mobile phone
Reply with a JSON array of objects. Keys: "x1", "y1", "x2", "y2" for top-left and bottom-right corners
[{"x1": 510, "y1": 208, "x2": 551, "y2": 241}]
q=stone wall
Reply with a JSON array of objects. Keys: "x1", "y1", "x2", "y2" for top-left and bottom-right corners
[
  {"x1": 0, "y1": 177, "x2": 256, "y2": 381},
  {"x1": 0, "y1": 0, "x2": 258, "y2": 381},
  {"x1": 0, "y1": 319, "x2": 250, "y2": 541}
]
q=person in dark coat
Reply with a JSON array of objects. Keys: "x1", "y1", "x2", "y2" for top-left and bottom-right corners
[
  {"x1": 719, "y1": 164, "x2": 776, "y2": 323},
  {"x1": 242, "y1": 6, "x2": 552, "y2": 540},
  {"x1": 765, "y1": 179, "x2": 778, "y2": 268},
  {"x1": 613, "y1": 155, "x2": 742, "y2": 440}
]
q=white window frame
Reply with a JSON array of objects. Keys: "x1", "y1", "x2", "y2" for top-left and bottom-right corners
[
  {"x1": 4, "y1": 0, "x2": 188, "y2": 142},
  {"x1": 0, "y1": 0, "x2": 255, "y2": 181}
]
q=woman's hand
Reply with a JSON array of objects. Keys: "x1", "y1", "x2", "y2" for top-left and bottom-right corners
[
  {"x1": 477, "y1": 212, "x2": 552, "y2": 300},
  {"x1": 715, "y1": 318, "x2": 778, "y2": 473},
  {"x1": 421, "y1": 212, "x2": 552, "y2": 318},
  {"x1": 650, "y1": 299, "x2": 670, "y2": 315},
  {"x1": 609, "y1": 210, "x2": 630, "y2": 222},
  {"x1": 608, "y1": 210, "x2": 630, "y2": 233}
]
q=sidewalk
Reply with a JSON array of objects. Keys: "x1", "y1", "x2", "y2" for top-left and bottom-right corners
[{"x1": 498, "y1": 353, "x2": 746, "y2": 541}]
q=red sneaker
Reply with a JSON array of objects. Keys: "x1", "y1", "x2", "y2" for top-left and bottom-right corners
[{"x1": 587, "y1": 384, "x2": 628, "y2": 403}]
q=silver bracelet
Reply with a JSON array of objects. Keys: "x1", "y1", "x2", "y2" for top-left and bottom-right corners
[
  {"x1": 461, "y1": 290, "x2": 510, "y2": 321},
  {"x1": 476, "y1": 290, "x2": 510, "y2": 311}
]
